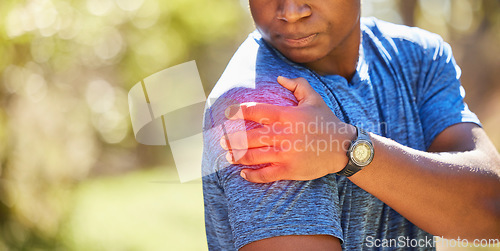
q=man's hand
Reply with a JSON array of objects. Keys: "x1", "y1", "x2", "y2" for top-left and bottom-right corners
[{"x1": 220, "y1": 76, "x2": 356, "y2": 183}]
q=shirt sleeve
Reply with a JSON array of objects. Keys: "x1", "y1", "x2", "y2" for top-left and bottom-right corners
[
  {"x1": 202, "y1": 81, "x2": 343, "y2": 250},
  {"x1": 416, "y1": 34, "x2": 481, "y2": 150}
]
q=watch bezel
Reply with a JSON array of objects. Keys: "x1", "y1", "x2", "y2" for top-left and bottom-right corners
[{"x1": 349, "y1": 139, "x2": 374, "y2": 167}]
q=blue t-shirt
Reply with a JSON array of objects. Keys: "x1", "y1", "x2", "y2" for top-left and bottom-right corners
[{"x1": 202, "y1": 17, "x2": 480, "y2": 250}]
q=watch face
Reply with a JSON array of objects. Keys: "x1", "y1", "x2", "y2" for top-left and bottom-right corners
[{"x1": 351, "y1": 141, "x2": 374, "y2": 166}]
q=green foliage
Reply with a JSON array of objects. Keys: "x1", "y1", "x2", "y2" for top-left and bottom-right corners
[
  {"x1": 0, "y1": 0, "x2": 251, "y2": 249},
  {"x1": 61, "y1": 167, "x2": 206, "y2": 251}
]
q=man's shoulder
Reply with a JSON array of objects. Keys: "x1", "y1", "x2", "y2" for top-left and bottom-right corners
[
  {"x1": 204, "y1": 31, "x2": 298, "y2": 130},
  {"x1": 207, "y1": 31, "x2": 263, "y2": 101},
  {"x1": 207, "y1": 31, "x2": 300, "y2": 108}
]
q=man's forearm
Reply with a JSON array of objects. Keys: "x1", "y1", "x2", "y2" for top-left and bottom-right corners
[{"x1": 349, "y1": 130, "x2": 500, "y2": 239}]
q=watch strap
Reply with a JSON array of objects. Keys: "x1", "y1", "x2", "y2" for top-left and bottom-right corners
[
  {"x1": 356, "y1": 127, "x2": 370, "y2": 141},
  {"x1": 336, "y1": 158, "x2": 361, "y2": 177},
  {"x1": 336, "y1": 126, "x2": 371, "y2": 177}
]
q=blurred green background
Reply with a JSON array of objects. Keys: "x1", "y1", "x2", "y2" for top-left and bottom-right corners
[{"x1": 0, "y1": 0, "x2": 499, "y2": 250}]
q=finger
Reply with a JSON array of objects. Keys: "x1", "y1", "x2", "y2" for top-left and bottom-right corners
[
  {"x1": 225, "y1": 102, "x2": 286, "y2": 123},
  {"x1": 220, "y1": 126, "x2": 276, "y2": 150},
  {"x1": 277, "y1": 76, "x2": 322, "y2": 105},
  {"x1": 240, "y1": 165, "x2": 286, "y2": 183},
  {"x1": 226, "y1": 147, "x2": 280, "y2": 165}
]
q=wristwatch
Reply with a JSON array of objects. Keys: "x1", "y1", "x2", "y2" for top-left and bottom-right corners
[{"x1": 336, "y1": 126, "x2": 375, "y2": 177}]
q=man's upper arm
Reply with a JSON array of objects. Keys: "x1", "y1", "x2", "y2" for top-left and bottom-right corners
[
  {"x1": 203, "y1": 83, "x2": 343, "y2": 250},
  {"x1": 428, "y1": 122, "x2": 499, "y2": 157}
]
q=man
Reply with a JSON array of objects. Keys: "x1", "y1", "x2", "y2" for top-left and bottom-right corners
[{"x1": 202, "y1": 0, "x2": 500, "y2": 250}]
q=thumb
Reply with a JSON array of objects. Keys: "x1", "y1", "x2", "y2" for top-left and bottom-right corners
[
  {"x1": 277, "y1": 76, "x2": 322, "y2": 105},
  {"x1": 240, "y1": 165, "x2": 285, "y2": 183}
]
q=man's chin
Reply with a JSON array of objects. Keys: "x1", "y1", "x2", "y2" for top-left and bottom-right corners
[
  {"x1": 274, "y1": 46, "x2": 315, "y2": 63},
  {"x1": 283, "y1": 52, "x2": 322, "y2": 65}
]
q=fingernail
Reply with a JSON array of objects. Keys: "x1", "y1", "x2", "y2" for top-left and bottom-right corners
[
  {"x1": 240, "y1": 171, "x2": 247, "y2": 180},
  {"x1": 220, "y1": 137, "x2": 228, "y2": 150},
  {"x1": 225, "y1": 152, "x2": 234, "y2": 164},
  {"x1": 225, "y1": 105, "x2": 240, "y2": 119}
]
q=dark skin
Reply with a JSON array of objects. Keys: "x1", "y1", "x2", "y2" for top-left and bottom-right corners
[
  {"x1": 229, "y1": 0, "x2": 500, "y2": 250},
  {"x1": 250, "y1": 0, "x2": 360, "y2": 78}
]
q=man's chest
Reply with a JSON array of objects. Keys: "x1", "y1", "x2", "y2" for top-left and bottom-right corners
[{"x1": 314, "y1": 74, "x2": 426, "y2": 151}]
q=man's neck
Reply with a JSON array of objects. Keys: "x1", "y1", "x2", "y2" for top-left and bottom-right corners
[{"x1": 303, "y1": 22, "x2": 361, "y2": 82}]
